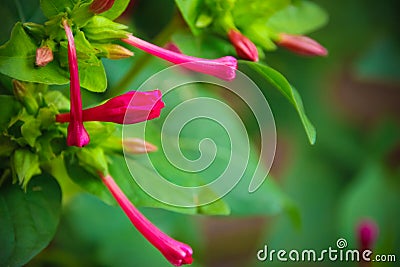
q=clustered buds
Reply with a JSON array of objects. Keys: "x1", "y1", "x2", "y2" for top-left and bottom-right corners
[
  {"x1": 276, "y1": 33, "x2": 328, "y2": 56},
  {"x1": 228, "y1": 29, "x2": 259, "y2": 61},
  {"x1": 100, "y1": 173, "x2": 193, "y2": 266},
  {"x1": 90, "y1": 0, "x2": 115, "y2": 14}
]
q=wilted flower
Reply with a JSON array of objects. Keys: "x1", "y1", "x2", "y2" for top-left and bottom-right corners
[{"x1": 35, "y1": 45, "x2": 53, "y2": 67}]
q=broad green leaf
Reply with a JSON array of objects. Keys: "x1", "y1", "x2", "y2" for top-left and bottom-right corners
[
  {"x1": 0, "y1": 95, "x2": 21, "y2": 132},
  {"x1": 174, "y1": 0, "x2": 205, "y2": 35},
  {"x1": 239, "y1": 61, "x2": 316, "y2": 144},
  {"x1": 0, "y1": 23, "x2": 69, "y2": 85},
  {"x1": 101, "y1": 0, "x2": 131, "y2": 20},
  {"x1": 40, "y1": 0, "x2": 93, "y2": 19},
  {"x1": 11, "y1": 149, "x2": 41, "y2": 188},
  {"x1": 0, "y1": 173, "x2": 61, "y2": 267},
  {"x1": 266, "y1": 0, "x2": 328, "y2": 35}
]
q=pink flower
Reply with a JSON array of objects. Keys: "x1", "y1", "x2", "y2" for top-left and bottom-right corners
[
  {"x1": 277, "y1": 33, "x2": 328, "y2": 56},
  {"x1": 357, "y1": 219, "x2": 379, "y2": 251},
  {"x1": 228, "y1": 29, "x2": 259, "y2": 62},
  {"x1": 35, "y1": 45, "x2": 53, "y2": 67},
  {"x1": 62, "y1": 19, "x2": 90, "y2": 147},
  {"x1": 90, "y1": 0, "x2": 115, "y2": 14},
  {"x1": 100, "y1": 173, "x2": 193, "y2": 266},
  {"x1": 122, "y1": 34, "x2": 237, "y2": 81},
  {"x1": 56, "y1": 90, "x2": 164, "y2": 124}
]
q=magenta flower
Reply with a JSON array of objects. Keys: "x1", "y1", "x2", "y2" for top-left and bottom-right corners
[
  {"x1": 100, "y1": 173, "x2": 193, "y2": 266},
  {"x1": 90, "y1": 0, "x2": 115, "y2": 14},
  {"x1": 62, "y1": 19, "x2": 90, "y2": 147},
  {"x1": 277, "y1": 33, "x2": 328, "y2": 56},
  {"x1": 122, "y1": 34, "x2": 237, "y2": 81},
  {"x1": 357, "y1": 219, "x2": 379, "y2": 251},
  {"x1": 228, "y1": 29, "x2": 259, "y2": 62},
  {"x1": 56, "y1": 90, "x2": 164, "y2": 124}
]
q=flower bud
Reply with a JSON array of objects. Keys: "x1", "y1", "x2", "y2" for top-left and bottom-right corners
[
  {"x1": 12, "y1": 80, "x2": 39, "y2": 115},
  {"x1": 90, "y1": 0, "x2": 115, "y2": 14},
  {"x1": 123, "y1": 138, "x2": 158, "y2": 154},
  {"x1": 35, "y1": 45, "x2": 54, "y2": 67},
  {"x1": 277, "y1": 33, "x2": 328, "y2": 56},
  {"x1": 228, "y1": 29, "x2": 259, "y2": 61},
  {"x1": 93, "y1": 43, "x2": 134, "y2": 59}
]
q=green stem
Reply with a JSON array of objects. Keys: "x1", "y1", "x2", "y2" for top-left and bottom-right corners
[{"x1": 106, "y1": 14, "x2": 184, "y2": 98}]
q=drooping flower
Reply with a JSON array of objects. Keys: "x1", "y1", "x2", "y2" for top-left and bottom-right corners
[
  {"x1": 90, "y1": 0, "x2": 115, "y2": 14},
  {"x1": 35, "y1": 45, "x2": 53, "y2": 67},
  {"x1": 228, "y1": 29, "x2": 259, "y2": 62},
  {"x1": 56, "y1": 90, "x2": 164, "y2": 124},
  {"x1": 100, "y1": 173, "x2": 193, "y2": 266},
  {"x1": 276, "y1": 33, "x2": 328, "y2": 56},
  {"x1": 122, "y1": 34, "x2": 237, "y2": 81},
  {"x1": 62, "y1": 19, "x2": 90, "y2": 147}
]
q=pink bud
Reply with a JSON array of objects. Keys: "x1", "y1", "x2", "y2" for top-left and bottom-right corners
[
  {"x1": 123, "y1": 138, "x2": 158, "y2": 154},
  {"x1": 228, "y1": 29, "x2": 259, "y2": 61},
  {"x1": 35, "y1": 46, "x2": 54, "y2": 67},
  {"x1": 357, "y1": 219, "x2": 379, "y2": 251},
  {"x1": 90, "y1": 0, "x2": 115, "y2": 14},
  {"x1": 100, "y1": 173, "x2": 193, "y2": 266},
  {"x1": 277, "y1": 33, "x2": 328, "y2": 56},
  {"x1": 122, "y1": 34, "x2": 237, "y2": 81},
  {"x1": 62, "y1": 19, "x2": 90, "y2": 147},
  {"x1": 56, "y1": 90, "x2": 164, "y2": 124}
]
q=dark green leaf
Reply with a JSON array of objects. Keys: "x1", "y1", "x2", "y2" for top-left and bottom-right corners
[
  {"x1": 0, "y1": 23, "x2": 69, "y2": 85},
  {"x1": 0, "y1": 95, "x2": 21, "y2": 132},
  {"x1": 0, "y1": 173, "x2": 61, "y2": 267},
  {"x1": 239, "y1": 61, "x2": 316, "y2": 144}
]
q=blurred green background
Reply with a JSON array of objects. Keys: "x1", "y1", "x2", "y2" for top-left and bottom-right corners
[{"x1": 2, "y1": 0, "x2": 398, "y2": 266}]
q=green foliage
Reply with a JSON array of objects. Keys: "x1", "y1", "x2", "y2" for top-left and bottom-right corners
[{"x1": 0, "y1": 173, "x2": 61, "y2": 267}]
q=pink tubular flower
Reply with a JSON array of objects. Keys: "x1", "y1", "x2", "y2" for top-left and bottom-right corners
[
  {"x1": 62, "y1": 19, "x2": 90, "y2": 147},
  {"x1": 122, "y1": 34, "x2": 237, "y2": 81},
  {"x1": 277, "y1": 33, "x2": 328, "y2": 56},
  {"x1": 56, "y1": 90, "x2": 164, "y2": 124},
  {"x1": 100, "y1": 173, "x2": 193, "y2": 266},
  {"x1": 228, "y1": 29, "x2": 259, "y2": 62},
  {"x1": 90, "y1": 0, "x2": 115, "y2": 14}
]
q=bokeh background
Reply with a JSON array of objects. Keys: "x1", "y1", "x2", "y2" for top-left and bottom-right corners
[{"x1": 2, "y1": 0, "x2": 398, "y2": 266}]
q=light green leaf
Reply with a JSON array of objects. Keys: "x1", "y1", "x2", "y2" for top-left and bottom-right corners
[
  {"x1": 21, "y1": 118, "x2": 42, "y2": 147},
  {"x1": 101, "y1": 0, "x2": 131, "y2": 20},
  {"x1": 239, "y1": 61, "x2": 316, "y2": 144},
  {"x1": 76, "y1": 147, "x2": 109, "y2": 175},
  {"x1": 0, "y1": 23, "x2": 69, "y2": 85},
  {"x1": 82, "y1": 15, "x2": 129, "y2": 42},
  {"x1": 174, "y1": 0, "x2": 205, "y2": 35},
  {"x1": 266, "y1": 0, "x2": 328, "y2": 34},
  {"x1": 0, "y1": 173, "x2": 61, "y2": 267}
]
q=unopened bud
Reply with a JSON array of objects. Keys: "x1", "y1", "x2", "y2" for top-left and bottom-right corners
[
  {"x1": 12, "y1": 80, "x2": 39, "y2": 115},
  {"x1": 277, "y1": 33, "x2": 328, "y2": 56},
  {"x1": 36, "y1": 46, "x2": 54, "y2": 67},
  {"x1": 90, "y1": 0, "x2": 115, "y2": 14},
  {"x1": 94, "y1": 44, "x2": 134, "y2": 59},
  {"x1": 228, "y1": 29, "x2": 259, "y2": 61},
  {"x1": 123, "y1": 138, "x2": 158, "y2": 154}
]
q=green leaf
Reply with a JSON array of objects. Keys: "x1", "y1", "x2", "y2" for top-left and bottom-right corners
[
  {"x1": 11, "y1": 149, "x2": 42, "y2": 188},
  {"x1": 0, "y1": 172, "x2": 61, "y2": 267},
  {"x1": 0, "y1": 23, "x2": 69, "y2": 85},
  {"x1": 101, "y1": 0, "x2": 131, "y2": 20},
  {"x1": 239, "y1": 61, "x2": 316, "y2": 144},
  {"x1": 44, "y1": 90, "x2": 70, "y2": 111},
  {"x1": 266, "y1": 0, "x2": 328, "y2": 35},
  {"x1": 0, "y1": 95, "x2": 21, "y2": 132},
  {"x1": 76, "y1": 147, "x2": 109, "y2": 175},
  {"x1": 82, "y1": 15, "x2": 129, "y2": 42},
  {"x1": 40, "y1": 0, "x2": 74, "y2": 18},
  {"x1": 21, "y1": 118, "x2": 42, "y2": 147},
  {"x1": 174, "y1": 0, "x2": 205, "y2": 35}
]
